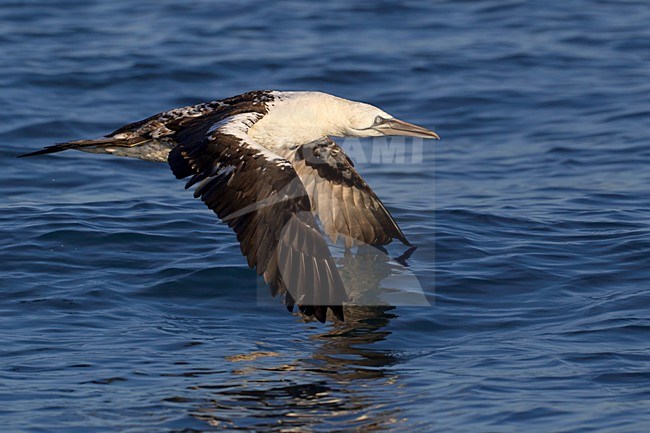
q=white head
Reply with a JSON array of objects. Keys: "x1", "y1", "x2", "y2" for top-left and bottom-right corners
[{"x1": 248, "y1": 91, "x2": 439, "y2": 147}]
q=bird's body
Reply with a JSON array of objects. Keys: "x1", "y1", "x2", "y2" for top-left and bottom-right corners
[{"x1": 20, "y1": 90, "x2": 439, "y2": 323}]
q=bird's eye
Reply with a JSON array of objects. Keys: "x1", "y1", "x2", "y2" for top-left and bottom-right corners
[{"x1": 373, "y1": 116, "x2": 384, "y2": 126}]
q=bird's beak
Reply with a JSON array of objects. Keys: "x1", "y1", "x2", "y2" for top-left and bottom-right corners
[{"x1": 379, "y1": 119, "x2": 440, "y2": 139}]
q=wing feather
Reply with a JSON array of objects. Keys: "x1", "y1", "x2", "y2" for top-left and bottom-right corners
[
  {"x1": 167, "y1": 114, "x2": 347, "y2": 322},
  {"x1": 291, "y1": 138, "x2": 411, "y2": 248}
]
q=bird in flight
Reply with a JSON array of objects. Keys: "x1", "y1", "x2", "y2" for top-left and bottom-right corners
[{"x1": 20, "y1": 90, "x2": 439, "y2": 322}]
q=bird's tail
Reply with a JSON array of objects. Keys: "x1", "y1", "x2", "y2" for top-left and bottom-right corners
[{"x1": 18, "y1": 137, "x2": 148, "y2": 158}]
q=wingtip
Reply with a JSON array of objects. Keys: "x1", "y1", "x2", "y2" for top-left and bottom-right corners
[
  {"x1": 330, "y1": 305, "x2": 345, "y2": 322},
  {"x1": 294, "y1": 304, "x2": 346, "y2": 323},
  {"x1": 314, "y1": 306, "x2": 327, "y2": 323}
]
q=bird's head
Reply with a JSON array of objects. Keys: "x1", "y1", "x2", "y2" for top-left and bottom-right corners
[
  {"x1": 340, "y1": 100, "x2": 440, "y2": 140},
  {"x1": 249, "y1": 92, "x2": 439, "y2": 147}
]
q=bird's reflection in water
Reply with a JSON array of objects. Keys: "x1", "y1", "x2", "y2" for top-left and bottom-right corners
[{"x1": 188, "y1": 245, "x2": 417, "y2": 432}]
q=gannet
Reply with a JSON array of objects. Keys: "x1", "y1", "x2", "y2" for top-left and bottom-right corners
[{"x1": 19, "y1": 90, "x2": 439, "y2": 322}]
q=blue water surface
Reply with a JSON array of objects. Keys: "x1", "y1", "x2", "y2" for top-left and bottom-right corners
[{"x1": 2, "y1": 1, "x2": 650, "y2": 432}]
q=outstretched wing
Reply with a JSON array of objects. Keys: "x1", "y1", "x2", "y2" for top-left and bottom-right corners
[
  {"x1": 289, "y1": 138, "x2": 410, "y2": 248},
  {"x1": 167, "y1": 113, "x2": 347, "y2": 322}
]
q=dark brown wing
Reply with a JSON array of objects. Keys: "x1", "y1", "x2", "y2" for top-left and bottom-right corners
[
  {"x1": 167, "y1": 113, "x2": 347, "y2": 322},
  {"x1": 290, "y1": 138, "x2": 410, "y2": 248}
]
